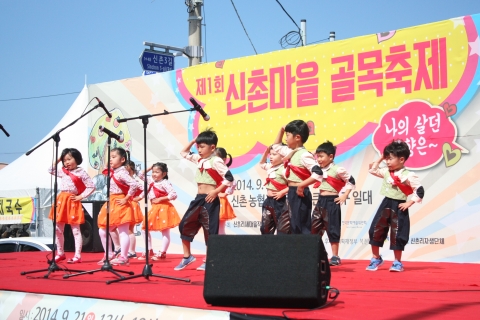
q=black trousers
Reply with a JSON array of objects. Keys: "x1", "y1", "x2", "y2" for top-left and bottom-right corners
[
  {"x1": 369, "y1": 197, "x2": 410, "y2": 251},
  {"x1": 260, "y1": 196, "x2": 289, "y2": 234},
  {"x1": 311, "y1": 195, "x2": 341, "y2": 242},
  {"x1": 179, "y1": 194, "x2": 220, "y2": 244},
  {"x1": 286, "y1": 186, "x2": 312, "y2": 234}
]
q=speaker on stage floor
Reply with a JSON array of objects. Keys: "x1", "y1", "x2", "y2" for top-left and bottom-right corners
[
  {"x1": 203, "y1": 234, "x2": 331, "y2": 309},
  {"x1": 64, "y1": 201, "x2": 105, "y2": 253}
]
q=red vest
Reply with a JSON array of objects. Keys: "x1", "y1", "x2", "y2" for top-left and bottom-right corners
[
  {"x1": 390, "y1": 171, "x2": 413, "y2": 196},
  {"x1": 102, "y1": 169, "x2": 129, "y2": 195},
  {"x1": 313, "y1": 176, "x2": 346, "y2": 193},
  {"x1": 199, "y1": 160, "x2": 224, "y2": 187},
  {"x1": 62, "y1": 167, "x2": 86, "y2": 195},
  {"x1": 283, "y1": 159, "x2": 311, "y2": 180},
  {"x1": 133, "y1": 187, "x2": 143, "y2": 197},
  {"x1": 147, "y1": 182, "x2": 168, "y2": 198},
  {"x1": 264, "y1": 177, "x2": 288, "y2": 191}
]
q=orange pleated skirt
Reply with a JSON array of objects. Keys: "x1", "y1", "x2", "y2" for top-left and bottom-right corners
[
  {"x1": 142, "y1": 201, "x2": 181, "y2": 231},
  {"x1": 97, "y1": 194, "x2": 134, "y2": 229},
  {"x1": 131, "y1": 200, "x2": 144, "y2": 225},
  {"x1": 219, "y1": 196, "x2": 236, "y2": 221},
  {"x1": 48, "y1": 192, "x2": 85, "y2": 224}
]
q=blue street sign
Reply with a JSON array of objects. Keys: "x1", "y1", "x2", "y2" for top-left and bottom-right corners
[
  {"x1": 143, "y1": 70, "x2": 157, "y2": 76},
  {"x1": 139, "y1": 50, "x2": 174, "y2": 73}
]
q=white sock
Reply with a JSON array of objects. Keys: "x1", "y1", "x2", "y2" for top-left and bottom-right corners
[
  {"x1": 70, "y1": 223, "x2": 82, "y2": 258},
  {"x1": 160, "y1": 229, "x2": 171, "y2": 253},
  {"x1": 110, "y1": 229, "x2": 120, "y2": 251},
  {"x1": 128, "y1": 231, "x2": 136, "y2": 253},
  {"x1": 98, "y1": 228, "x2": 110, "y2": 258},
  {"x1": 142, "y1": 230, "x2": 152, "y2": 251},
  {"x1": 118, "y1": 223, "x2": 130, "y2": 259},
  {"x1": 55, "y1": 222, "x2": 65, "y2": 255}
]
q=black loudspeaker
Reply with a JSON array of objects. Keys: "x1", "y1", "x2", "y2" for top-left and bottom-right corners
[
  {"x1": 204, "y1": 234, "x2": 331, "y2": 308},
  {"x1": 64, "y1": 201, "x2": 105, "y2": 253}
]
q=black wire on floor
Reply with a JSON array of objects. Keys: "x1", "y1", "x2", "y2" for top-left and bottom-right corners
[{"x1": 281, "y1": 286, "x2": 340, "y2": 319}]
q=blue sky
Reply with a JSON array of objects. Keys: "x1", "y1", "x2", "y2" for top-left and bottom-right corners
[{"x1": 0, "y1": 0, "x2": 479, "y2": 163}]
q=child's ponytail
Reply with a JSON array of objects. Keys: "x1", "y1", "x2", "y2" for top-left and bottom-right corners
[{"x1": 215, "y1": 147, "x2": 233, "y2": 167}]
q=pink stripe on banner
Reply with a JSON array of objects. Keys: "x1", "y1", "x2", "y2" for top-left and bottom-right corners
[
  {"x1": 231, "y1": 142, "x2": 268, "y2": 169},
  {"x1": 442, "y1": 16, "x2": 479, "y2": 105},
  {"x1": 175, "y1": 69, "x2": 202, "y2": 137},
  {"x1": 336, "y1": 122, "x2": 378, "y2": 156}
]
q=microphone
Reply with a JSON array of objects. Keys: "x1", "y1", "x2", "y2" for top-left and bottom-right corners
[
  {"x1": 96, "y1": 98, "x2": 112, "y2": 118},
  {"x1": 99, "y1": 126, "x2": 124, "y2": 142},
  {"x1": 0, "y1": 124, "x2": 10, "y2": 137},
  {"x1": 189, "y1": 97, "x2": 210, "y2": 121}
]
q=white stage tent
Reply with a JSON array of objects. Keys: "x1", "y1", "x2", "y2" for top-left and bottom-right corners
[
  {"x1": 0, "y1": 86, "x2": 89, "y2": 236},
  {"x1": 0, "y1": 86, "x2": 90, "y2": 198}
]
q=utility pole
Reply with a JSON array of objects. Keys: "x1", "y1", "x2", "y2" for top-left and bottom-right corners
[
  {"x1": 300, "y1": 19, "x2": 306, "y2": 46},
  {"x1": 330, "y1": 31, "x2": 336, "y2": 42},
  {"x1": 187, "y1": 0, "x2": 203, "y2": 66}
]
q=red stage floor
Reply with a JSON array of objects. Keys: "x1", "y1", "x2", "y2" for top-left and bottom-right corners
[{"x1": 1, "y1": 251, "x2": 479, "y2": 319}]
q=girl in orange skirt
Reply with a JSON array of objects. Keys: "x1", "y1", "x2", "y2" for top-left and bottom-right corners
[
  {"x1": 137, "y1": 162, "x2": 180, "y2": 260},
  {"x1": 48, "y1": 148, "x2": 94, "y2": 264},
  {"x1": 126, "y1": 160, "x2": 144, "y2": 258},
  {"x1": 110, "y1": 159, "x2": 143, "y2": 259},
  {"x1": 97, "y1": 148, "x2": 140, "y2": 266},
  {"x1": 215, "y1": 148, "x2": 236, "y2": 235}
]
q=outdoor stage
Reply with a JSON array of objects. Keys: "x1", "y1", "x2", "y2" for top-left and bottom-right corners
[{"x1": 1, "y1": 251, "x2": 479, "y2": 319}]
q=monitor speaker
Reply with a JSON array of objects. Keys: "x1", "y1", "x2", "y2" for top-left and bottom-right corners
[
  {"x1": 64, "y1": 201, "x2": 105, "y2": 253},
  {"x1": 203, "y1": 234, "x2": 331, "y2": 308}
]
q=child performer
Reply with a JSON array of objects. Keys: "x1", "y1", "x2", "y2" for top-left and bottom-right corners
[
  {"x1": 214, "y1": 148, "x2": 236, "y2": 235},
  {"x1": 126, "y1": 160, "x2": 144, "y2": 259},
  {"x1": 272, "y1": 120, "x2": 323, "y2": 234},
  {"x1": 176, "y1": 129, "x2": 234, "y2": 271},
  {"x1": 259, "y1": 145, "x2": 289, "y2": 234},
  {"x1": 97, "y1": 147, "x2": 139, "y2": 266},
  {"x1": 367, "y1": 140, "x2": 424, "y2": 272},
  {"x1": 137, "y1": 162, "x2": 181, "y2": 260},
  {"x1": 311, "y1": 141, "x2": 355, "y2": 266},
  {"x1": 48, "y1": 148, "x2": 94, "y2": 264},
  {"x1": 111, "y1": 159, "x2": 143, "y2": 259}
]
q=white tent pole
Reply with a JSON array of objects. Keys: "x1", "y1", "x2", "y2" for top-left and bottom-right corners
[{"x1": 35, "y1": 187, "x2": 40, "y2": 236}]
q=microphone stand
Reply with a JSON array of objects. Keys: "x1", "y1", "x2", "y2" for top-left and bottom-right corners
[
  {"x1": 0, "y1": 124, "x2": 10, "y2": 137},
  {"x1": 106, "y1": 108, "x2": 193, "y2": 285},
  {"x1": 63, "y1": 136, "x2": 134, "y2": 280},
  {"x1": 21, "y1": 105, "x2": 104, "y2": 278}
]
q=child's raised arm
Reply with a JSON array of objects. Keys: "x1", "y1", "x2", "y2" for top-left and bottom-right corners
[
  {"x1": 273, "y1": 126, "x2": 285, "y2": 145},
  {"x1": 48, "y1": 157, "x2": 62, "y2": 176},
  {"x1": 137, "y1": 165, "x2": 152, "y2": 181},
  {"x1": 368, "y1": 155, "x2": 385, "y2": 175},
  {"x1": 180, "y1": 139, "x2": 197, "y2": 157},
  {"x1": 259, "y1": 146, "x2": 270, "y2": 165},
  {"x1": 369, "y1": 155, "x2": 385, "y2": 169}
]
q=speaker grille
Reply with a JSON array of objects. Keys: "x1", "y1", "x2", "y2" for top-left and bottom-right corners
[
  {"x1": 204, "y1": 234, "x2": 331, "y2": 308},
  {"x1": 63, "y1": 201, "x2": 105, "y2": 253}
]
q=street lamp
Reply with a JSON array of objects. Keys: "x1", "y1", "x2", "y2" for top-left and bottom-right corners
[{"x1": 173, "y1": 50, "x2": 192, "y2": 59}]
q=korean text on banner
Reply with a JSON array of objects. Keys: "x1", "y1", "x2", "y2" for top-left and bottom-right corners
[{"x1": 0, "y1": 197, "x2": 35, "y2": 224}]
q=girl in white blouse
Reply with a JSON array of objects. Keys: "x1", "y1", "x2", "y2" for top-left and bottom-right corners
[
  {"x1": 48, "y1": 148, "x2": 94, "y2": 264},
  {"x1": 97, "y1": 148, "x2": 139, "y2": 266},
  {"x1": 137, "y1": 162, "x2": 180, "y2": 260}
]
